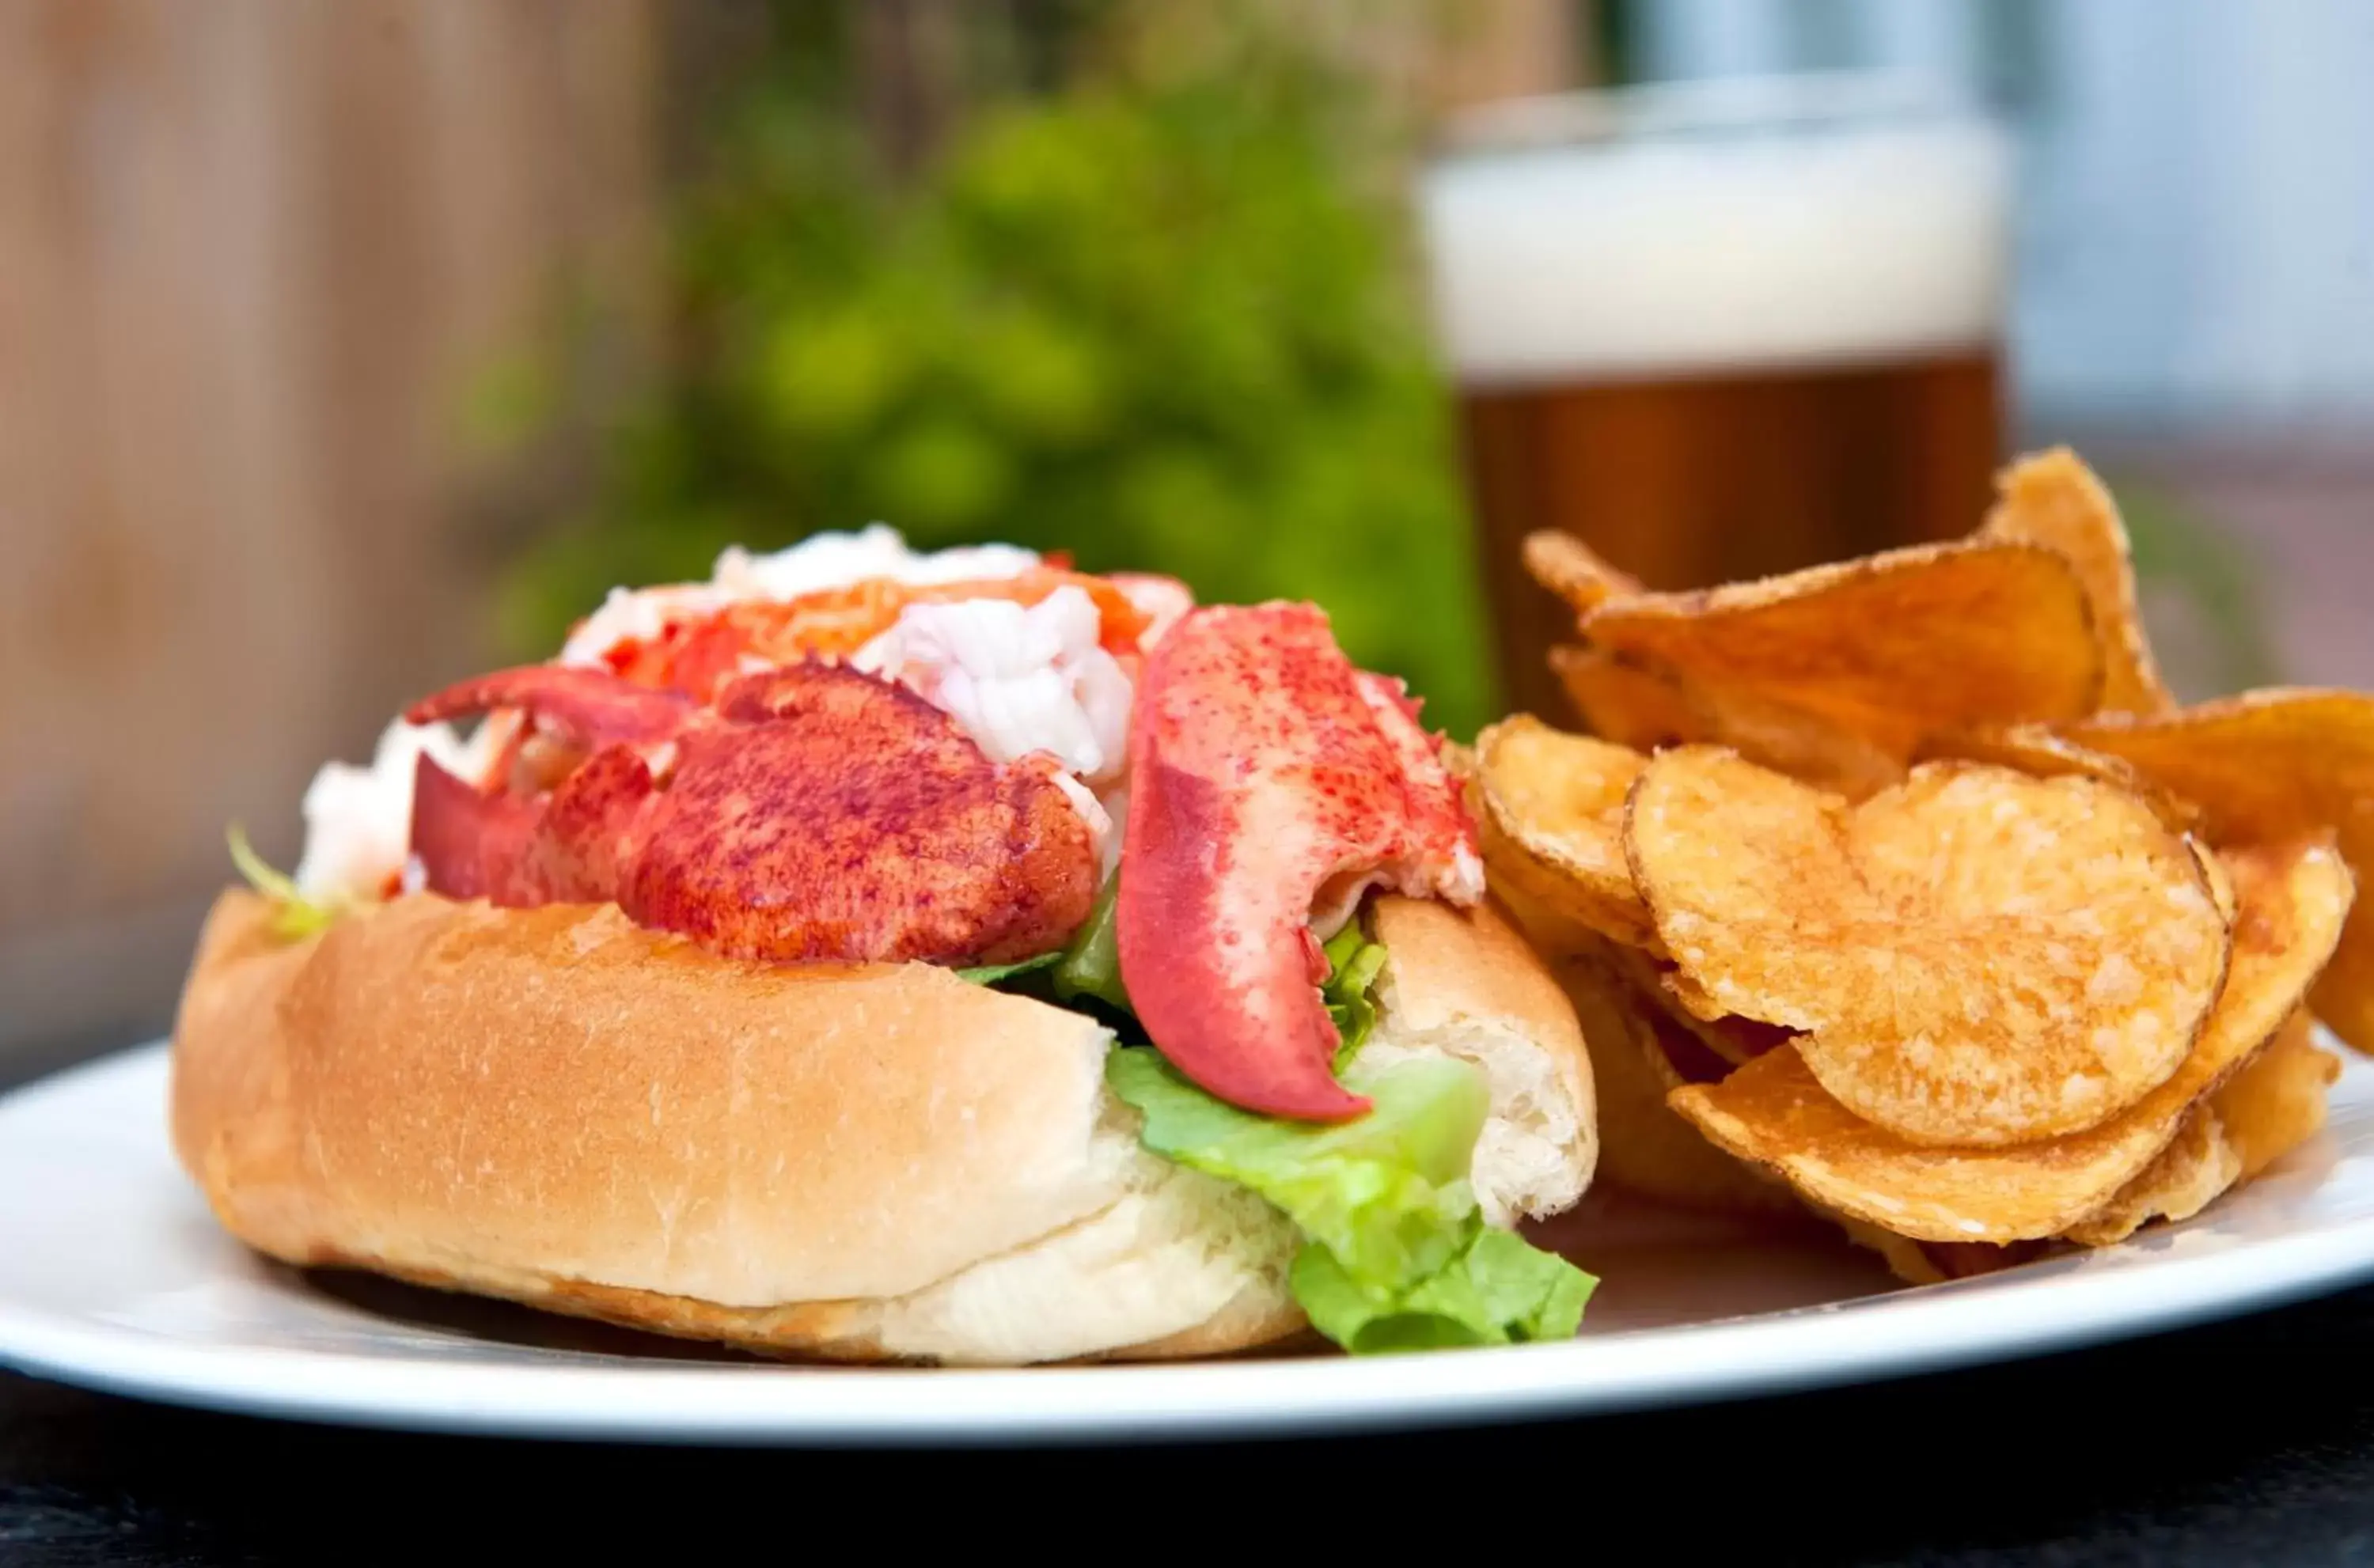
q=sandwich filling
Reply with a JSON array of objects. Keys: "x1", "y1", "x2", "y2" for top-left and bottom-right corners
[{"x1": 245, "y1": 529, "x2": 1590, "y2": 1354}]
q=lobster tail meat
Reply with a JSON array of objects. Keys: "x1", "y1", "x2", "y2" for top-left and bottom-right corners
[{"x1": 1116, "y1": 604, "x2": 1481, "y2": 1122}]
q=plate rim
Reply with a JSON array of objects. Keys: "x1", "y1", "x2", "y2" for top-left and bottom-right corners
[{"x1": 6, "y1": 1042, "x2": 2374, "y2": 1447}]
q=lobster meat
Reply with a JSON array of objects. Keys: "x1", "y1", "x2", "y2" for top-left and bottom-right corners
[
  {"x1": 405, "y1": 661, "x2": 1098, "y2": 967},
  {"x1": 1116, "y1": 604, "x2": 1482, "y2": 1122},
  {"x1": 403, "y1": 589, "x2": 1480, "y2": 1126},
  {"x1": 596, "y1": 567, "x2": 1155, "y2": 702}
]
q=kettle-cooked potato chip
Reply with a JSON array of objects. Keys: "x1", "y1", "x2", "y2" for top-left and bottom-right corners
[
  {"x1": 1665, "y1": 838, "x2": 2352, "y2": 1241},
  {"x1": 1629, "y1": 748, "x2": 2231, "y2": 1145},
  {"x1": 1978, "y1": 448, "x2": 2173, "y2": 717},
  {"x1": 2067, "y1": 690, "x2": 2374, "y2": 1055},
  {"x1": 1917, "y1": 724, "x2": 2201, "y2": 834},
  {"x1": 1548, "y1": 944, "x2": 1803, "y2": 1218},
  {"x1": 1674, "y1": 677, "x2": 1911, "y2": 801},
  {"x1": 1549, "y1": 646, "x2": 1906, "y2": 798},
  {"x1": 2212, "y1": 1010, "x2": 2340, "y2": 1180},
  {"x1": 1525, "y1": 531, "x2": 1640, "y2": 615},
  {"x1": 1813, "y1": 1207, "x2": 2035, "y2": 1286},
  {"x1": 1504, "y1": 445, "x2": 2364, "y2": 1267},
  {"x1": 1602, "y1": 940, "x2": 1793, "y2": 1068},
  {"x1": 1920, "y1": 1239, "x2": 2042, "y2": 1279},
  {"x1": 1667, "y1": 1045, "x2": 2171, "y2": 1242},
  {"x1": 1486, "y1": 863, "x2": 1640, "y2": 965},
  {"x1": 1471, "y1": 717, "x2": 1659, "y2": 949},
  {"x1": 1549, "y1": 646, "x2": 1698, "y2": 752},
  {"x1": 1527, "y1": 536, "x2": 1907, "y2": 795},
  {"x1": 2062, "y1": 1110, "x2": 2242, "y2": 1246},
  {"x1": 1822, "y1": 1206, "x2": 1952, "y2": 1286},
  {"x1": 1659, "y1": 1056, "x2": 2042, "y2": 1283},
  {"x1": 1579, "y1": 540, "x2": 2104, "y2": 746}
]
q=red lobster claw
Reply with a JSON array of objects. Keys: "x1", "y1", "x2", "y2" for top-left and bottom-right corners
[
  {"x1": 411, "y1": 744, "x2": 654, "y2": 906},
  {"x1": 1116, "y1": 604, "x2": 1478, "y2": 1122},
  {"x1": 405, "y1": 665, "x2": 692, "y2": 749},
  {"x1": 410, "y1": 755, "x2": 542, "y2": 901}
]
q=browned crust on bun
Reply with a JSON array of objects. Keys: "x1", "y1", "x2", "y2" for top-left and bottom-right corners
[{"x1": 170, "y1": 889, "x2": 1593, "y2": 1365}]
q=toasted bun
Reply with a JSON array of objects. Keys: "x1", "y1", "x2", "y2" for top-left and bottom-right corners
[{"x1": 169, "y1": 889, "x2": 1595, "y2": 1365}]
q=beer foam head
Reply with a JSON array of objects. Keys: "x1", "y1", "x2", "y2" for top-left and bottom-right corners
[{"x1": 1419, "y1": 76, "x2": 2012, "y2": 386}]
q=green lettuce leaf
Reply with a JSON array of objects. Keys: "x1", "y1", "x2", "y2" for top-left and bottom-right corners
[
  {"x1": 1321, "y1": 921, "x2": 1389, "y2": 1070},
  {"x1": 1106, "y1": 1047, "x2": 1595, "y2": 1353},
  {"x1": 1327, "y1": 993, "x2": 1378, "y2": 1073},
  {"x1": 1291, "y1": 1224, "x2": 1596, "y2": 1354},
  {"x1": 1318, "y1": 920, "x2": 1371, "y2": 982},
  {"x1": 226, "y1": 825, "x2": 344, "y2": 941},
  {"x1": 1110, "y1": 1048, "x2": 1483, "y2": 1284},
  {"x1": 953, "y1": 951, "x2": 1064, "y2": 987},
  {"x1": 1052, "y1": 873, "x2": 1132, "y2": 1013}
]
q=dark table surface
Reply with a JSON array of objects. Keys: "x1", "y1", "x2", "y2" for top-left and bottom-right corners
[{"x1": 9, "y1": 1040, "x2": 2374, "y2": 1566}]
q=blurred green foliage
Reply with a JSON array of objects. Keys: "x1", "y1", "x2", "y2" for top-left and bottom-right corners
[
  {"x1": 2111, "y1": 477, "x2": 2281, "y2": 699},
  {"x1": 495, "y1": 1, "x2": 1494, "y2": 737}
]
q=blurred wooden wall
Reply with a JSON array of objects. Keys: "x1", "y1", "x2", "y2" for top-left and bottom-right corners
[{"x1": 0, "y1": 0, "x2": 658, "y2": 1057}]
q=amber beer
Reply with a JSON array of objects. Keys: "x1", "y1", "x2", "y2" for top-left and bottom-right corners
[{"x1": 1420, "y1": 80, "x2": 2013, "y2": 722}]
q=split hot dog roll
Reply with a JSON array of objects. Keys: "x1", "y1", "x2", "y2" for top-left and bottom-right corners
[{"x1": 176, "y1": 530, "x2": 1599, "y2": 1365}]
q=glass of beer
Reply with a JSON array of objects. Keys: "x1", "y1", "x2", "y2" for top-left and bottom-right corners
[{"x1": 1418, "y1": 73, "x2": 2013, "y2": 721}]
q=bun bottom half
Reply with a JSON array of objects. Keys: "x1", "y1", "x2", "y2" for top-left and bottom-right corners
[{"x1": 170, "y1": 890, "x2": 1596, "y2": 1365}]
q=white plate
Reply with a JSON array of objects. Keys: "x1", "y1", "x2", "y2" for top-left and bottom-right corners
[{"x1": 6, "y1": 1041, "x2": 2374, "y2": 1445}]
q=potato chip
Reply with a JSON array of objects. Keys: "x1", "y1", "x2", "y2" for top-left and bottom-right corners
[
  {"x1": 2062, "y1": 1109, "x2": 2242, "y2": 1247},
  {"x1": 1668, "y1": 1047, "x2": 2146, "y2": 1241},
  {"x1": 1665, "y1": 837, "x2": 2352, "y2": 1241},
  {"x1": 1815, "y1": 1210, "x2": 2037, "y2": 1286},
  {"x1": 1920, "y1": 1239, "x2": 2043, "y2": 1278},
  {"x1": 1485, "y1": 863, "x2": 1635, "y2": 965},
  {"x1": 1978, "y1": 448, "x2": 2174, "y2": 716},
  {"x1": 1549, "y1": 646, "x2": 1699, "y2": 752},
  {"x1": 1917, "y1": 724, "x2": 2201, "y2": 834},
  {"x1": 1822, "y1": 1207, "x2": 1951, "y2": 1286},
  {"x1": 2213, "y1": 1011, "x2": 2340, "y2": 1180},
  {"x1": 2068, "y1": 962, "x2": 2339, "y2": 1250},
  {"x1": 1676, "y1": 677, "x2": 1911, "y2": 801},
  {"x1": 1629, "y1": 748, "x2": 2231, "y2": 1144},
  {"x1": 2067, "y1": 690, "x2": 2374, "y2": 1053},
  {"x1": 1462, "y1": 716, "x2": 1652, "y2": 925},
  {"x1": 1525, "y1": 532, "x2": 1640, "y2": 615},
  {"x1": 2195, "y1": 840, "x2": 2241, "y2": 926},
  {"x1": 1629, "y1": 979, "x2": 1754, "y2": 1091},
  {"x1": 1578, "y1": 540, "x2": 2103, "y2": 745},
  {"x1": 1550, "y1": 645, "x2": 1908, "y2": 799},
  {"x1": 1547, "y1": 945, "x2": 1803, "y2": 1218},
  {"x1": 1471, "y1": 716, "x2": 1660, "y2": 950},
  {"x1": 1602, "y1": 940, "x2": 1793, "y2": 1068}
]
